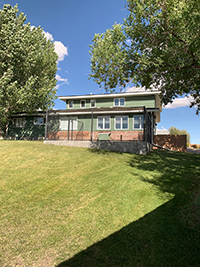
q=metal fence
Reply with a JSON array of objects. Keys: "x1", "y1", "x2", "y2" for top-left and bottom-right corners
[
  {"x1": 143, "y1": 106, "x2": 152, "y2": 143},
  {"x1": 45, "y1": 112, "x2": 84, "y2": 140}
]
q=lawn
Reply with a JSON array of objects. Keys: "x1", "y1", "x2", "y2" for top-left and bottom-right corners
[{"x1": 0, "y1": 141, "x2": 200, "y2": 267}]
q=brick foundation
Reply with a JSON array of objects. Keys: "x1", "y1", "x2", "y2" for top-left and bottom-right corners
[{"x1": 47, "y1": 130, "x2": 144, "y2": 141}]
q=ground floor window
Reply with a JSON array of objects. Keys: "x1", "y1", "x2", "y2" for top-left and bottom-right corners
[
  {"x1": 97, "y1": 117, "x2": 110, "y2": 130},
  {"x1": 34, "y1": 117, "x2": 45, "y2": 125},
  {"x1": 133, "y1": 115, "x2": 143, "y2": 129},
  {"x1": 115, "y1": 116, "x2": 128, "y2": 130},
  {"x1": 60, "y1": 117, "x2": 78, "y2": 130},
  {"x1": 13, "y1": 118, "x2": 25, "y2": 128}
]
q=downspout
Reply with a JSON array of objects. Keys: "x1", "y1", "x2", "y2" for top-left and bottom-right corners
[{"x1": 152, "y1": 143, "x2": 175, "y2": 152}]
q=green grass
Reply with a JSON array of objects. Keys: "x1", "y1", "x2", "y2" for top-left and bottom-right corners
[{"x1": 0, "y1": 141, "x2": 200, "y2": 267}]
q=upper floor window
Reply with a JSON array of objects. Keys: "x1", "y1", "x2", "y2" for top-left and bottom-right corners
[
  {"x1": 97, "y1": 117, "x2": 110, "y2": 130},
  {"x1": 90, "y1": 99, "x2": 96, "y2": 108},
  {"x1": 13, "y1": 118, "x2": 25, "y2": 128},
  {"x1": 133, "y1": 115, "x2": 143, "y2": 129},
  {"x1": 115, "y1": 116, "x2": 128, "y2": 130},
  {"x1": 114, "y1": 98, "x2": 125, "y2": 106},
  {"x1": 68, "y1": 100, "x2": 73, "y2": 108},
  {"x1": 80, "y1": 100, "x2": 86, "y2": 108},
  {"x1": 34, "y1": 117, "x2": 45, "y2": 125}
]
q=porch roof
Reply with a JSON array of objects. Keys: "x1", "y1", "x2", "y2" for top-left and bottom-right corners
[{"x1": 49, "y1": 106, "x2": 161, "y2": 123}]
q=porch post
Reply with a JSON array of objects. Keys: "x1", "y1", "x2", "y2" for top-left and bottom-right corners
[
  {"x1": 45, "y1": 109, "x2": 48, "y2": 140},
  {"x1": 68, "y1": 117, "x2": 70, "y2": 141},
  {"x1": 90, "y1": 109, "x2": 93, "y2": 141},
  {"x1": 71, "y1": 119, "x2": 73, "y2": 141},
  {"x1": 143, "y1": 106, "x2": 146, "y2": 141}
]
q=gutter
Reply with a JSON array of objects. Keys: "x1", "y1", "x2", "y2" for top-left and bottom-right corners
[{"x1": 152, "y1": 143, "x2": 175, "y2": 152}]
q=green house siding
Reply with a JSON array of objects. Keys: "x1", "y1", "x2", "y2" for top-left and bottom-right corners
[
  {"x1": 66, "y1": 95, "x2": 155, "y2": 109},
  {"x1": 67, "y1": 113, "x2": 144, "y2": 132},
  {"x1": 8, "y1": 117, "x2": 45, "y2": 138}
]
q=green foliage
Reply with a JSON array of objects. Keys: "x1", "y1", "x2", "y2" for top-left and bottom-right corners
[
  {"x1": 89, "y1": 0, "x2": 200, "y2": 113},
  {"x1": 169, "y1": 126, "x2": 190, "y2": 143},
  {"x1": 0, "y1": 4, "x2": 58, "y2": 132}
]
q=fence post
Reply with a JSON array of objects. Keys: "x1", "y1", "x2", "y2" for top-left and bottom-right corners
[
  {"x1": 143, "y1": 106, "x2": 146, "y2": 141},
  {"x1": 91, "y1": 109, "x2": 93, "y2": 141},
  {"x1": 45, "y1": 110, "x2": 49, "y2": 140},
  {"x1": 68, "y1": 117, "x2": 70, "y2": 141}
]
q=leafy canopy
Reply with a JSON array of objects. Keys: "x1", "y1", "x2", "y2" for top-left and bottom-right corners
[
  {"x1": 0, "y1": 4, "x2": 58, "y2": 130},
  {"x1": 89, "y1": 0, "x2": 200, "y2": 113}
]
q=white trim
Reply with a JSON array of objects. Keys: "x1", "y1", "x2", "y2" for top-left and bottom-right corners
[
  {"x1": 97, "y1": 116, "x2": 111, "y2": 130},
  {"x1": 55, "y1": 109, "x2": 144, "y2": 116},
  {"x1": 59, "y1": 90, "x2": 160, "y2": 101},
  {"x1": 114, "y1": 116, "x2": 129, "y2": 130},
  {"x1": 133, "y1": 115, "x2": 144, "y2": 130},
  {"x1": 80, "y1": 99, "x2": 86, "y2": 108},
  {"x1": 114, "y1": 98, "x2": 125, "y2": 107},
  {"x1": 60, "y1": 116, "x2": 78, "y2": 130}
]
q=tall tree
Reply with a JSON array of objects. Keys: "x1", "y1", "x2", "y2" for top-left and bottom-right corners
[
  {"x1": 0, "y1": 4, "x2": 58, "y2": 132},
  {"x1": 89, "y1": 0, "x2": 200, "y2": 113}
]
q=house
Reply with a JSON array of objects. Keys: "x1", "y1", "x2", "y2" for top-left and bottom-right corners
[
  {"x1": 7, "y1": 111, "x2": 46, "y2": 140},
  {"x1": 46, "y1": 90, "x2": 162, "y2": 143}
]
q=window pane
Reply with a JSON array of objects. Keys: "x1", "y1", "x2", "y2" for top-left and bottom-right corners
[
  {"x1": 141, "y1": 116, "x2": 144, "y2": 129},
  {"x1": 115, "y1": 117, "x2": 121, "y2": 129},
  {"x1": 60, "y1": 117, "x2": 68, "y2": 130},
  {"x1": 69, "y1": 101, "x2": 73, "y2": 108},
  {"x1": 34, "y1": 117, "x2": 44, "y2": 125},
  {"x1": 122, "y1": 116, "x2": 128, "y2": 129},
  {"x1": 120, "y1": 98, "x2": 125, "y2": 106},
  {"x1": 14, "y1": 118, "x2": 25, "y2": 127},
  {"x1": 98, "y1": 118, "x2": 103, "y2": 129},
  {"x1": 134, "y1": 116, "x2": 140, "y2": 129},
  {"x1": 91, "y1": 100, "x2": 96, "y2": 107},
  {"x1": 80, "y1": 100, "x2": 85, "y2": 108},
  {"x1": 114, "y1": 99, "x2": 119, "y2": 106},
  {"x1": 104, "y1": 117, "x2": 110, "y2": 129}
]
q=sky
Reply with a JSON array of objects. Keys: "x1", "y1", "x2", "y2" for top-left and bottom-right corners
[{"x1": 1, "y1": 0, "x2": 199, "y2": 144}]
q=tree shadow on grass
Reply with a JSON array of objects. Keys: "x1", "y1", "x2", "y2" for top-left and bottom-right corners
[
  {"x1": 88, "y1": 148, "x2": 123, "y2": 155},
  {"x1": 56, "y1": 150, "x2": 200, "y2": 267}
]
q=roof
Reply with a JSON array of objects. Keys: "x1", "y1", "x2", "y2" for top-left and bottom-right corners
[
  {"x1": 59, "y1": 90, "x2": 161, "y2": 101},
  {"x1": 49, "y1": 106, "x2": 161, "y2": 123}
]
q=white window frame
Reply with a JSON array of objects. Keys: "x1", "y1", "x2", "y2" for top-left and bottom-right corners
[
  {"x1": 133, "y1": 115, "x2": 144, "y2": 129},
  {"x1": 90, "y1": 99, "x2": 96, "y2": 108},
  {"x1": 13, "y1": 118, "x2": 25, "y2": 128},
  {"x1": 80, "y1": 100, "x2": 86, "y2": 108},
  {"x1": 34, "y1": 117, "x2": 45, "y2": 125},
  {"x1": 68, "y1": 100, "x2": 73, "y2": 109},
  {"x1": 97, "y1": 116, "x2": 110, "y2": 130},
  {"x1": 114, "y1": 98, "x2": 125, "y2": 107},
  {"x1": 60, "y1": 117, "x2": 78, "y2": 131},
  {"x1": 115, "y1": 116, "x2": 129, "y2": 130}
]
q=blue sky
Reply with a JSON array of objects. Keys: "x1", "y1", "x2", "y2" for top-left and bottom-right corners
[{"x1": 1, "y1": 0, "x2": 199, "y2": 144}]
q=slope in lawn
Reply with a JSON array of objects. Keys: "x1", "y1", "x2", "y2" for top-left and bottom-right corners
[{"x1": 0, "y1": 141, "x2": 199, "y2": 267}]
